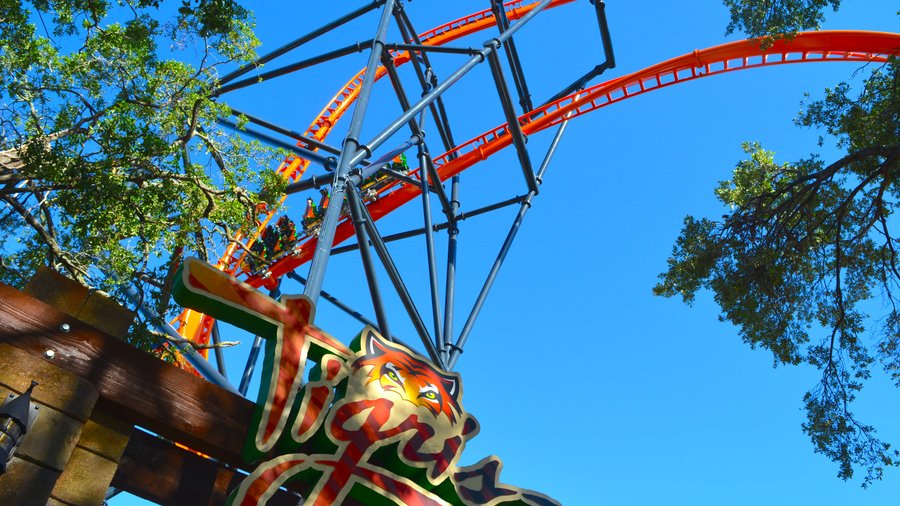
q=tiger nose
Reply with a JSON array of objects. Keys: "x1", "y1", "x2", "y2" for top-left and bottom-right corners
[{"x1": 402, "y1": 381, "x2": 419, "y2": 401}]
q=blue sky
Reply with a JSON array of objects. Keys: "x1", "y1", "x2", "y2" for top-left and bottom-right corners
[{"x1": 113, "y1": 1, "x2": 899, "y2": 504}]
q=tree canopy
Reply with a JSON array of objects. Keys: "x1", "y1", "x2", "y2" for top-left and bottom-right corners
[
  {"x1": 656, "y1": 0, "x2": 900, "y2": 486},
  {"x1": 0, "y1": 0, "x2": 285, "y2": 348}
]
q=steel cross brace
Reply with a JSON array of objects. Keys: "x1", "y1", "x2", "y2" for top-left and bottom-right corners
[
  {"x1": 448, "y1": 92, "x2": 582, "y2": 369},
  {"x1": 304, "y1": 0, "x2": 553, "y2": 302},
  {"x1": 490, "y1": 0, "x2": 534, "y2": 112},
  {"x1": 218, "y1": 0, "x2": 386, "y2": 86}
]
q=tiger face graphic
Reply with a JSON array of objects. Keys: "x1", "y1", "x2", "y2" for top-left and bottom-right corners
[
  {"x1": 354, "y1": 334, "x2": 462, "y2": 424},
  {"x1": 178, "y1": 258, "x2": 561, "y2": 506}
]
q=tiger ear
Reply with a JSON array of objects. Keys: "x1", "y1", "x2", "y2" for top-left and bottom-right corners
[
  {"x1": 440, "y1": 374, "x2": 459, "y2": 398},
  {"x1": 364, "y1": 329, "x2": 391, "y2": 357}
]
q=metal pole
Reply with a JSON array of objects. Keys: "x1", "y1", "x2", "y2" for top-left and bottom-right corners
[
  {"x1": 448, "y1": 105, "x2": 575, "y2": 369},
  {"x1": 393, "y1": 6, "x2": 458, "y2": 154},
  {"x1": 238, "y1": 336, "x2": 262, "y2": 396},
  {"x1": 123, "y1": 285, "x2": 237, "y2": 393},
  {"x1": 490, "y1": 0, "x2": 534, "y2": 112},
  {"x1": 228, "y1": 107, "x2": 347, "y2": 157},
  {"x1": 345, "y1": 180, "x2": 392, "y2": 339},
  {"x1": 210, "y1": 322, "x2": 228, "y2": 379},
  {"x1": 594, "y1": 0, "x2": 616, "y2": 68},
  {"x1": 417, "y1": 141, "x2": 444, "y2": 361},
  {"x1": 285, "y1": 134, "x2": 422, "y2": 195},
  {"x1": 217, "y1": 39, "x2": 376, "y2": 95},
  {"x1": 238, "y1": 286, "x2": 281, "y2": 396},
  {"x1": 217, "y1": 118, "x2": 336, "y2": 170},
  {"x1": 487, "y1": 48, "x2": 539, "y2": 194},
  {"x1": 353, "y1": 188, "x2": 443, "y2": 366},
  {"x1": 379, "y1": 166, "x2": 437, "y2": 191},
  {"x1": 330, "y1": 194, "x2": 528, "y2": 255},
  {"x1": 393, "y1": 9, "x2": 463, "y2": 359},
  {"x1": 218, "y1": 0, "x2": 386, "y2": 85},
  {"x1": 379, "y1": 53, "x2": 454, "y2": 217},
  {"x1": 393, "y1": 7, "x2": 469, "y2": 361},
  {"x1": 442, "y1": 174, "x2": 460, "y2": 358},
  {"x1": 383, "y1": 42, "x2": 479, "y2": 55},
  {"x1": 543, "y1": 0, "x2": 616, "y2": 105},
  {"x1": 359, "y1": 0, "x2": 553, "y2": 166},
  {"x1": 303, "y1": 0, "x2": 397, "y2": 305},
  {"x1": 286, "y1": 271, "x2": 417, "y2": 350}
]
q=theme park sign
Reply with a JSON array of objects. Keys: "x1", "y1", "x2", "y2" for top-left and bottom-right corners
[{"x1": 173, "y1": 258, "x2": 560, "y2": 505}]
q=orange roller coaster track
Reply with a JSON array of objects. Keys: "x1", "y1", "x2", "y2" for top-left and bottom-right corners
[
  {"x1": 172, "y1": 0, "x2": 575, "y2": 353},
  {"x1": 175, "y1": 0, "x2": 899, "y2": 360},
  {"x1": 255, "y1": 30, "x2": 900, "y2": 284}
]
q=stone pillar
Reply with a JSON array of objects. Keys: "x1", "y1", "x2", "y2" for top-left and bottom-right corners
[
  {"x1": 0, "y1": 345, "x2": 99, "y2": 506},
  {"x1": 19, "y1": 267, "x2": 136, "y2": 505},
  {"x1": 50, "y1": 411, "x2": 132, "y2": 505}
]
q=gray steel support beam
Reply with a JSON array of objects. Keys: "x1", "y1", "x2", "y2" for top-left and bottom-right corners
[
  {"x1": 379, "y1": 53, "x2": 454, "y2": 217},
  {"x1": 392, "y1": 5, "x2": 464, "y2": 358},
  {"x1": 238, "y1": 286, "x2": 281, "y2": 396},
  {"x1": 330, "y1": 194, "x2": 528, "y2": 254},
  {"x1": 346, "y1": 179, "x2": 392, "y2": 339},
  {"x1": 490, "y1": 0, "x2": 534, "y2": 112},
  {"x1": 227, "y1": 107, "x2": 346, "y2": 157},
  {"x1": 417, "y1": 142, "x2": 445, "y2": 362},
  {"x1": 217, "y1": 39, "x2": 376, "y2": 95},
  {"x1": 542, "y1": 0, "x2": 616, "y2": 106},
  {"x1": 442, "y1": 175, "x2": 461, "y2": 358},
  {"x1": 238, "y1": 336, "x2": 263, "y2": 396},
  {"x1": 217, "y1": 118, "x2": 337, "y2": 171},
  {"x1": 123, "y1": 285, "x2": 237, "y2": 394},
  {"x1": 384, "y1": 42, "x2": 479, "y2": 56},
  {"x1": 351, "y1": 184, "x2": 443, "y2": 366},
  {"x1": 393, "y1": 5, "x2": 459, "y2": 155},
  {"x1": 218, "y1": 0, "x2": 386, "y2": 85},
  {"x1": 285, "y1": 135, "x2": 421, "y2": 195},
  {"x1": 210, "y1": 322, "x2": 228, "y2": 379},
  {"x1": 304, "y1": 0, "x2": 398, "y2": 305},
  {"x1": 380, "y1": 166, "x2": 438, "y2": 192},
  {"x1": 360, "y1": 0, "x2": 553, "y2": 165},
  {"x1": 486, "y1": 48, "x2": 539, "y2": 194},
  {"x1": 448, "y1": 105, "x2": 575, "y2": 369},
  {"x1": 285, "y1": 271, "x2": 416, "y2": 350},
  {"x1": 593, "y1": 0, "x2": 616, "y2": 69}
]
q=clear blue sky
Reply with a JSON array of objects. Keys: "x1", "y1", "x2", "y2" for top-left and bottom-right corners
[{"x1": 114, "y1": 1, "x2": 899, "y2": 504}]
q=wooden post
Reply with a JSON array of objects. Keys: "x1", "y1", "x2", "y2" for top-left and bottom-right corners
[{"x1": 0, "y1": 276, "x2": 265, "y2": 501}]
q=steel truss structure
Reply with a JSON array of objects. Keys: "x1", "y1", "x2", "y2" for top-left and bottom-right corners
[{"x1": 161, "y1": 0, "x2": 900, "y2": 392}]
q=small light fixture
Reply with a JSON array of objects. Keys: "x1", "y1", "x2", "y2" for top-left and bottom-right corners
[{"x1": 0, "y1": 381, "x2": 39, "y2": 474}]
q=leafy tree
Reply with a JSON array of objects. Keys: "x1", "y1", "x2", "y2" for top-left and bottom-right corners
[
  {"x1": 0, "y1": 0, "x2": 285, "y2": 348},
  {"x1": 724, "y1": 0, "x2": 842, "y2": 46},
  {"x1": 656, "y1": 0, "x2": 900, "y2": 486}
]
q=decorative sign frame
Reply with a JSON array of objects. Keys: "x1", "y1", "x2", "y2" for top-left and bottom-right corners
[{"x1": 174, "y1": 258, "x2": 559, "y2": 505}]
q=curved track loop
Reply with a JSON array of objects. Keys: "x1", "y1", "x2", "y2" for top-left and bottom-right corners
[
  {"x1": 257, "y1": 30, "x2": 900, "y2": 284},
  {"x1": 173, "y1": 0, "x2": 572, "y2": 348},
  {"x1": 176, "y1": 24, "x2": 900, "y2": 352},
  {"x1": 230, "y1": 0, "x2": 573, "y2": 274}
]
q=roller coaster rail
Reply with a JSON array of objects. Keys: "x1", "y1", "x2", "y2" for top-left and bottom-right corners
[{"x1": 162, "y1": 0, "x2": 900, "y2": 394}]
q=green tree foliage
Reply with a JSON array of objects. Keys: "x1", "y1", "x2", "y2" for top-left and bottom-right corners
[
  {"x1": 0, "y1": 0, "x2": 286, "y2": 348},
  {"x1": 656, "y1": 0, "x2": 900, "y2": 486},
  {"x1": 724, "y1": 0, "x2": 842, "y2": 45}
]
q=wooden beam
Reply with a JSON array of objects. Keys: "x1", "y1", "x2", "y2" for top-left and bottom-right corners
[
  {"x1": 113, "y1": 430, "x2": 303, "y2": 506},
  {"x1": 0, "y1": 282, "x2": 252, "y2": 466}
]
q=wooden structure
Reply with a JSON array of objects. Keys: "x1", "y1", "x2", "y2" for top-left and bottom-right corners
[{"x1": 0, "y1": 274, "x2": 303, "y2": 505}]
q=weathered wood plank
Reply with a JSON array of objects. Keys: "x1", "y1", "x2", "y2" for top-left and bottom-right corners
[
  {"x1": 0, "y1": 282, "x2": 252, "y2": 466},
  {"x1": 113, "y1": 430, "x2": 303, "y2": 506}
]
